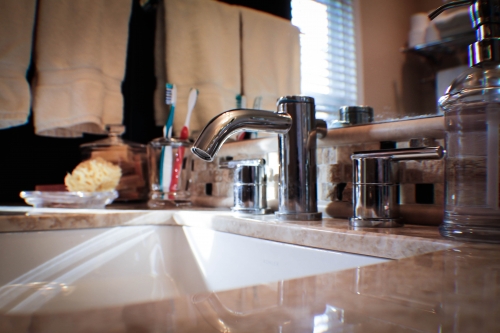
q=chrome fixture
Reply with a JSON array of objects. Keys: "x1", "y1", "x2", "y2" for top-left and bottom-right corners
[
  {"x1": 350, "y1": 146, "x2": 445, "y2": 228},
  {"x1": 429, "y1": 0, "x2": 500, "y2": 66},
  {"x1": 220, "y1": 158, "x2": 271, "y2": 215},
  {"x1": 192, "y1": 96, "x2": 327, "y2": 221},
  {"x1": 427, "y1": 0, "x2": 471, "y2": 20},
  {"x1": 339, "y1": 106, "x2": 373, "y2": 125}
]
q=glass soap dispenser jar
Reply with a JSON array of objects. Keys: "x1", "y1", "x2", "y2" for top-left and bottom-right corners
[
  {"x1": 80, "y1": 124, "x2": 149, "y2": 202},
  {"x1": 430, "y1": 0, "x2": 500, "y2": 242}
]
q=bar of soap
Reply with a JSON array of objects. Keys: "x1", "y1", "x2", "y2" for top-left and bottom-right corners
[{"x1": 65, "y1": 157, "x2": 122, "y2": 192}]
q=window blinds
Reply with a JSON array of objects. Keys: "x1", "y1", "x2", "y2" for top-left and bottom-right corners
[{"x1": 291, "y1": 0, "x2": 358, "y2": 123}]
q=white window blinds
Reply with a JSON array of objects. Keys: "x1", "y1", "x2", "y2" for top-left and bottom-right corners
[{"x1": 291, "y1": 0, "x2": 358, "y2": 123}]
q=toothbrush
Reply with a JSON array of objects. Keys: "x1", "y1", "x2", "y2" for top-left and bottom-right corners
[
  {"x1": 159, "y1": 83, "x2": 177, "y2": 190},
  {"x1": 164, "y1": 83, "x2": 177, "y2": 138},
  {"x1": 236, "y1": 95, "x2": 260, "y2": 141},
  {"x1": 235, "y1": 94, "x2": 246, "y2": 110},
  {"x1": 250, "y1": 96, "x2": 262, "y2": 138},
  {"x1": 235, "y1": 94, "x2": 247, "y2": 141},
  {"x1": 253, "y1": 96, "x2": 262, "y2": 110},
  {"x1": 179, "y1": 88, "x2": 198, "y2": 140},
  {"x1": 170, "y1": 88, "x2": 198, "y2": 193}
]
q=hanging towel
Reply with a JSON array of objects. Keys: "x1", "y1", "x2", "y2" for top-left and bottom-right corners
[
  {"x1": 0, "y1": 0, "x2": 37, "y2": 130},
  {"x1": 154, "y1": 0, "x2": 168, "y2": 127},
  {"x1": 33, "y1": 0, "x2": 132, "y2": 138},
  {"x1": 240, "y1": 7, "x2": 301, "y2": 111},
  {"x1": 158, "y1": 0, "x2": 240, "y2": 137}
]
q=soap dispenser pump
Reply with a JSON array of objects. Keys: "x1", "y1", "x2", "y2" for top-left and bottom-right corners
[{"x1": 430, "y1": 0, "x2": 500, "y2": 242}]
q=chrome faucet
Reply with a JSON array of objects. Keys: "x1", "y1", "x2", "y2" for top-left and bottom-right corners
[{"x1": 191, "y1": 96, "x2": 327, "y2": 221}]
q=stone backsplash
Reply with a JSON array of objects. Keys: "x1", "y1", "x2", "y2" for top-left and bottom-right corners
[{"x1": 190, "y1": 138, "x2": 445, "y2": 220}]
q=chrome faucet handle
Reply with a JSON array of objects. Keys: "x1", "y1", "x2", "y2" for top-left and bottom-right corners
[
  {"x1": 220, "y1": 158, "x2": 271, "y2": 215},
  {"x1": 350, "y1": 146, "x2": 445, "y2": 228}
]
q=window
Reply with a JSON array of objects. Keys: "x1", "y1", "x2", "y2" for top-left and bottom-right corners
[{"x1": 291, "y1": 0, "x2": 358, "y2": 124}]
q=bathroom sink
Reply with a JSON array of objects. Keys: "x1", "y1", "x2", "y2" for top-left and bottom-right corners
[{"x1": 0, "y1": 225, "x2": 388, "y2": 314}]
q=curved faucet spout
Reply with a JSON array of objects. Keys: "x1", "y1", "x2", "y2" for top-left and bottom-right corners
[
  {"x1": 191, "y1": 96, "x2": 324, "y2": 221},
  {"x1": 191, "y1": 109, "x2": 292, "y2": 162}
]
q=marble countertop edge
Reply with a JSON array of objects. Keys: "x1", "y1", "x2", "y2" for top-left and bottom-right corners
[{"x1": 0, "y1": 207, "x2": 462, "y2": 260}]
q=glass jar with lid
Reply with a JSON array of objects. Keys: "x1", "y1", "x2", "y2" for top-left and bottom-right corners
[{"x1": 80, "y1": 125, "x2": 149, "y2": 201}]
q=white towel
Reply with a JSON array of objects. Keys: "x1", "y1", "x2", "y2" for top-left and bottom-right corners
[
  {"x1": 33, "y1": 0, "x2": 132, "y2": 138},
  {"x1": 0, "y1": 0, "x2": 37, "y2": 130},
  {"x1": 160, "y1": 0, "x2": 240, "y2": 137},
  {"x1": 154, "y1": 0, "x2": 168, "y2": 128},
  {"x1": 240, "y1": 7, "x2": 301, "y2": 111}
]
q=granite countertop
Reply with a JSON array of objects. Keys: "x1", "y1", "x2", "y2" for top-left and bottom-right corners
[{"x1": 0, "y1": 207, "x2": 499, "y2": 332}]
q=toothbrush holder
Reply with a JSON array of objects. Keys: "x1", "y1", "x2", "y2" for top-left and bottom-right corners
[{"x1": 147, "y1": 138, "x2": 192, "y2": 208}]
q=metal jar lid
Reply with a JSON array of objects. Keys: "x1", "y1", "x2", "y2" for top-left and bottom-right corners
[{"x1": 339, "y1": 106, "x2": 374, "y2": 125}]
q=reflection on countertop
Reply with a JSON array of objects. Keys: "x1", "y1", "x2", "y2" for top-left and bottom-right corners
[{"x1": 0, "y1": 207, "x2": 499, "y2": 332}]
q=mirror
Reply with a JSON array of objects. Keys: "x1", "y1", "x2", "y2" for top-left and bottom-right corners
[{"x1": 356, "y1": 0, "x2": 466, "y2": 124}]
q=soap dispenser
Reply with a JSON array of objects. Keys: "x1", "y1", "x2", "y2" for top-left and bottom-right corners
[{"x1": 430, "y1": 0, "x2": 500, "y2": 242}]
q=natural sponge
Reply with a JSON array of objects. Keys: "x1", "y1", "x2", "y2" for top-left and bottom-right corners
[{"x1": 65, "y1": 158, "x2": 122, "y2": 192}]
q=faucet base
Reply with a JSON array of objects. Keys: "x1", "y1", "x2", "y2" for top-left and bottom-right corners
[
  {"x1": 275, "y1": 211, "x2": 322, "y2": 222},
  {"x1": 232, "y1": 207, "x2": 273, "y2": 215},
  {"x1": 349, "y1": 217, "x2": 403, "y2": 228}
]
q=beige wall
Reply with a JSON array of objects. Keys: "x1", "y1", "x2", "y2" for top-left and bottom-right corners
[{"x1": 358, "y1": 0, "x2": 444, "y2": 120}]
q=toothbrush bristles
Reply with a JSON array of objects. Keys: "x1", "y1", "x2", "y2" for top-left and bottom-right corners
[{"x1": 165, "y1": 83, "x2": 176, "y2": 105}]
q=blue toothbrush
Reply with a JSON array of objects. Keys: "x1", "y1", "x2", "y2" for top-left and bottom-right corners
[{"x1": 159, "y1": 83, "x2": 177, "y2": 188}]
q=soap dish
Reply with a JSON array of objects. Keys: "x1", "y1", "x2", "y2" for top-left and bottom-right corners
[{"x1": 20, "y1": 191, "x2": 118, "y2": 209}]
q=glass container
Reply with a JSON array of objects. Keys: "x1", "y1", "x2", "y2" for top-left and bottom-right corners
[
  {"x1": 439, "y1": 64, "x2": 500, "y2": 242},
  {"x1": 80, "y1": 125, "x2": 149, "y2": 202},
  {"x1": 147, "y1": 138, "x2": 192, "y2": 208}
]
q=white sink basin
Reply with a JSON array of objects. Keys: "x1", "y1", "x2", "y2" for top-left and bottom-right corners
[{"x1": 0, "y1": 225, "x2": 388, "y2": 314}]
